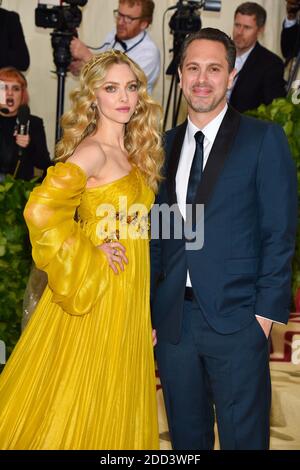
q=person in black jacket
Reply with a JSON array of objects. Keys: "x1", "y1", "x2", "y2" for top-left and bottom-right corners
[
  {"x1": 281, "y1": 0, "x2": 300, "y2": 63},
  {"x1": 0, "y1": 67, "x2": 52, "y2": 181},
  {"x1": 229, "y1": 2, "x2": 286, "y2": 113},
  {"x1": 0, "y1": 5, "x2": 30, "y2": 71}
]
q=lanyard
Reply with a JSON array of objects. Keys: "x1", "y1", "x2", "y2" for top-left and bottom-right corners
[{"x1": 112, "y1": 31, "x2": 146, "y2": 53}]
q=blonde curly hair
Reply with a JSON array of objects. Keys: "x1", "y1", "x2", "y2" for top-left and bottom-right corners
[{"x1": 55, "y1": 50, "x2": 164, "y2": 192}]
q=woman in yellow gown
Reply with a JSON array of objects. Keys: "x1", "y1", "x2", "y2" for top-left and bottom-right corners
[{"x1": 0, "y1": 50, "x2": 164, "y2": 450}]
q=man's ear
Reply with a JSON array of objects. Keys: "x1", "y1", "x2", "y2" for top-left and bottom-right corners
[
  {"x1": 228, "y1": 67, "x2": 237, "y2": 90},
  {"x1": 178, "y1": 67, "x2": 182, "y2": 88},
  {"x1": 140, "y1": 20, "x2": 149, "y2": 32},
  {"x1": 257, "y1": 25, "x2": 265, "y2": 37}
]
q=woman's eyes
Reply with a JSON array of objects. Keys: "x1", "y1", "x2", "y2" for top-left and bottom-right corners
[
  {"x1": 128, "y1": 83, "x2": 138, "y2": 91},
  {"x1": 5, "y1": 85, "x2": 21, "y2": 92},
  {"x1": 104, "y1": 84, "x2": 138, "y2": 93},
  {"x1": 105, "y1": 85, "x2": 117, "y2": 93}
]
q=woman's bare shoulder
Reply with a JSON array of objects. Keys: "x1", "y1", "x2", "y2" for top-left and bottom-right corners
[{"x1": 67, "y1": 138, "x2": 106, "y2": 178}]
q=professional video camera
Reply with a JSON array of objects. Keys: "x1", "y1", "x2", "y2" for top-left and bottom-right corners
[
  {"x1": 35, "y1": 0, "x2": 87, "y2": 30},
  {"x1": 35, "y1": 0, "x2": 87, "y2": 73},
  {"x1": 167, "y1": 0, "x2": 222, "y2": 74},
  {"x1": 35, "y1": 0, "x2": 88, "y2": 141}
]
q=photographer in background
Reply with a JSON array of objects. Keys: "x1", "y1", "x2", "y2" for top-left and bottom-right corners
[
  {"x1": 70, "y1": 0, "x2": 160, "y2": 93},
  {"x1": 281, "y1": 0, "x2": 300, "y2": 64},
  {"x1": 0, "y1": 67, "x2": 51, "y2": 181},
  {"x1": 0, "y1": 2, "x2": 30, "y2": 71}
]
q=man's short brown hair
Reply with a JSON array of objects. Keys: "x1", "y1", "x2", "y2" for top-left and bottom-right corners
[
  {"x1": 119, "y1": 0, "x2": 155, "y2": 25},
  {"x1": 235, "y1": 2, "x2": 267, "y2": 28}
]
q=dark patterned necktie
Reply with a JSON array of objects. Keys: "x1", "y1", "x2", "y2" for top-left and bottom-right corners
[
  {"x1": 114, "y1": 35, "x2": 127, "y2": 51},
  {"x1": 186, "y1": 130, "x2": 205, "y2": 204}
]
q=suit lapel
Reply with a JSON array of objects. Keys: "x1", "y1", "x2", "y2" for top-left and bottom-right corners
[
  {"x1": 166, "y1": 120, "x2": 187, "y2": 205},
  {"x1": 165, "y1": 106, "x2": 241, "y2": 208},
  {"x1": 195, "y1": 105, "x2": 241, "y2": 206},
  {"x1": 231, "y1": 42, "x2": 260, "y2": 100}
]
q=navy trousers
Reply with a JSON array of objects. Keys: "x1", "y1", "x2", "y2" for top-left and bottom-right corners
[{"x1": 155, "y1": 298, "x2": 271, "y2": 450}]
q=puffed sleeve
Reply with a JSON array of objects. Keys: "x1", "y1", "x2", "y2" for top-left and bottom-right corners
[{"x1": 23, "y1": 162, "x2": 108, "y2": 316}]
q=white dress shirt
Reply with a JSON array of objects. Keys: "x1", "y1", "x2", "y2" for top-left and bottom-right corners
[
  {"x1": 176, "y1": 104, "x2": 228, "y2": 222},
  {"x1": 98, "y1": 29, "x2": 160, "y2": 94},
  {"x1": 283, "y1": 17, "x2": 297, "y2": 28},
  {"x1": 176, "y1": 104, "x2": 228, "y2": 286}
]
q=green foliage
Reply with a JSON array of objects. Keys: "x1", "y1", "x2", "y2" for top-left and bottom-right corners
[
  {"x1": 246, "y1": 96, "x2": 300, "y2": 299},
  {"x1": 0, "y1": 176, "x2": 37, "y2": 359}
]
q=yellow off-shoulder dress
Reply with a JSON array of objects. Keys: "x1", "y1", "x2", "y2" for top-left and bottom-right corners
[{"x1": 0, "y1": 162, "x2": 159, "y2": 450}]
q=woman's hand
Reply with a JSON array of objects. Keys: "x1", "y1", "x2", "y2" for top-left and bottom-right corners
[
  {"x1": 97, "y1": 241, "x2": 128, "y2": 274},
  {"x1": 15, "y1": 133, "x2": 30, "y2": 148}
]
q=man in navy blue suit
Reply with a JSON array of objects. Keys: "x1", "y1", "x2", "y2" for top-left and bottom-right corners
[{"x1": 151, "y1": 28, "x2": 298, "y2": 450}]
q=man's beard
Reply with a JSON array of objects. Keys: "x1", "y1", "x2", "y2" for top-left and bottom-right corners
[{"x1": 185, "y1": 91, "x2": 226, "y2": 113}]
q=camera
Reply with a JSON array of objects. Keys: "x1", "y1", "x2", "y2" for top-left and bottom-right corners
[
  {"x1": 167, "y1": 1, "x2": 222, "y2": 74},
  {"x1": 35, "y1": 1, "x2": 88, "y2": 142},
  {"x1": 169, "y1": 1, "x2": 221, "y2": 37},
  {"x1": 35, "y1": 0, "x2": 88, "y2": 74},
  {"x1": 35, "y1": 0, "x2": 88, "y2": 32}
]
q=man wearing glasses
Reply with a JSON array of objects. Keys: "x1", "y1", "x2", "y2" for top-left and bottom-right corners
[{"x1": 70, "y1": 0, "x2": 160, "y2": 93}]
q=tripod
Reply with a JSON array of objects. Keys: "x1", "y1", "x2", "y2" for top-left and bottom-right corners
[
  {"x1": 51, "y1": 31, "x2": 73, "y2": 142},
  {"x1": 163, "y1": 65, "x2": 183, "y2": 132},
  {"x1": 163, "y1": 0, "x2": 202, "y2": 131},
  {"x1": 163, "y1": 34, "x2": 185, "y2": 132}
]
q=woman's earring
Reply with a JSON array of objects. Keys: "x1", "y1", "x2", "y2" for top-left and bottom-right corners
[{"x1": 91, "y1": 102, "x2": 97, "y2": 110}]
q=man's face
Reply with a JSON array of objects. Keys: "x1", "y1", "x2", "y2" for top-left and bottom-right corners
[
  {"x1": 178, "y1": 39, "x2": 236, "y2": 115},
  {"x1": 233, "y1": 13, "x2": 262, "y2": 54},
  {"x1": 116, "y1": 2, "x2": 148, "y2": 40}
]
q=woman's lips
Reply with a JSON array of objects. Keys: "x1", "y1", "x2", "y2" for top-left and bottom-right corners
[{"x1": 116, "y1": 107, "x2": 130, "y2": 112}]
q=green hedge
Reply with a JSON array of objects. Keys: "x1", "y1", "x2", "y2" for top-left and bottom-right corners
[
  {"x1": 246, "y1": 97, "x2": 300, "y2": 300},
  {"x1": 0, "y1": 176, "x2": 37, "y2": 360}
]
